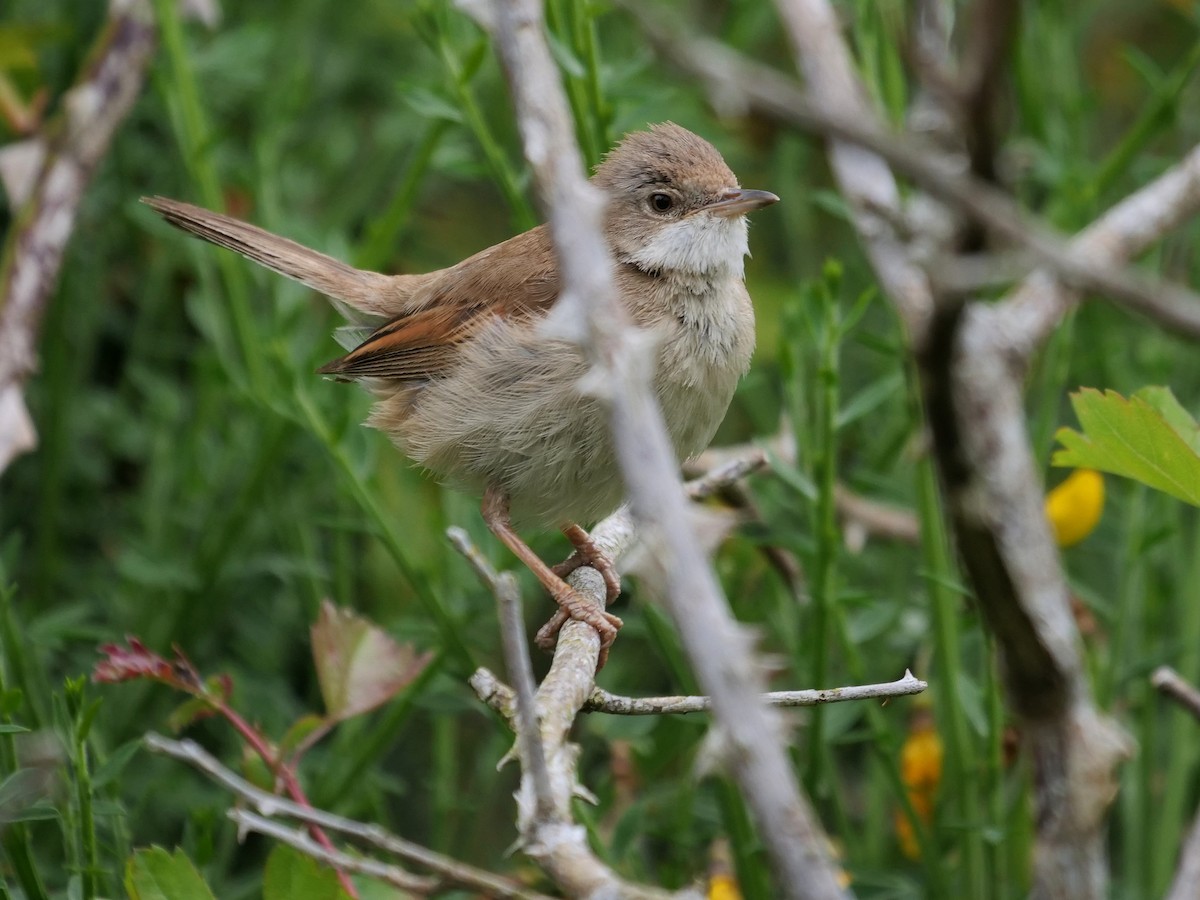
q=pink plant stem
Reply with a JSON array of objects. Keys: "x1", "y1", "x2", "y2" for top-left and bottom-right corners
[{"x1": 215, "y1": 700, "x2": 360, "y2": 898}]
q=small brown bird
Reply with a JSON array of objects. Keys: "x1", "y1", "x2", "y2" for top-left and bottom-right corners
[{"x1": 144, "y1": 122, "x2": 777, "y2": 659}]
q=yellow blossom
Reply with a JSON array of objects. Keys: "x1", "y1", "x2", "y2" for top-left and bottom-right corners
[
  {"x1": 895, "y1": 710, "x2": 943, "y2": 859},
  {"x1": 1045, "y1": 468, "x2": 1105, "y2": 547},
  {"x1": 707, "y1": 873, "x2": 742, "y2": 900}
]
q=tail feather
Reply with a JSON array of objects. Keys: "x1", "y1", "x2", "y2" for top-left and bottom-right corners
[{"x1": 141, "y1": 196, "x2": 417, "y2": 319}]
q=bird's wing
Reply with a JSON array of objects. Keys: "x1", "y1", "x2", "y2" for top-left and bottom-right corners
[{"x1": 317, "y1": 225, "x2": 560, "y2": 382}]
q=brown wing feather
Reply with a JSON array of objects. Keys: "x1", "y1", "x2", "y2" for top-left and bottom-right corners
[{"x1": 317, "y1": 225, "x2": 560, "y2": 382}]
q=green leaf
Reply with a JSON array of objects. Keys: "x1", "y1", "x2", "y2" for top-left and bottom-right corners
[
  {"x1": 311, "y1": 601, "x2": 433, "y2": 723},
  {"x1": 1136, "y1": 386, "x2": 1200, "y2": 455},
  {"x1": 402, "y1": 86, "x2": 464, "y2": 124},
  {"x1": 166, "y1": 696, "x2": 215, "y2": 734},
  {"x1": 263, "y1": 844, "x2": 350, "y2": 900},
  {"x1": 92, "y1": 739, "x2": 143, "y2": 789},
  {"x1": 279, "y1": 713, "x2": 330, "y2": 757},
  {"x1": 125, "y1": 847, "x2": 217, "y2": 900},
  {"x1": 1052, "y1": 388, "x2": 1200, "y2": 507}
]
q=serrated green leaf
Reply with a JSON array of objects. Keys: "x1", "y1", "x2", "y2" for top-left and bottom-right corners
[
  {"x1": 263, "y1": 844, "x2": 350, "y2": 900},
  {"x1": 124, "y1": 847, "x2": 217, "y2": 900},
  {"x1": 1052, "y1": 388, "x2": 1200, "y2": 507},
  {"x1": 1135, "y1": 386, "x2": 1200, "y2": 455}
]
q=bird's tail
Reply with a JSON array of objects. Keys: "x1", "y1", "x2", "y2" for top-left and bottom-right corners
[{"x1": 141, "y1": 196, "x2": 409, "y2": 319}]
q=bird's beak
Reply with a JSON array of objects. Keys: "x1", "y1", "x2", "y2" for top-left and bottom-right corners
[{"x1": 706, "y1": 188, "x2": 780, "y2": 219}]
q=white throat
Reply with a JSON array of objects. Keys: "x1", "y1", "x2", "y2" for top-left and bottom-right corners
[{"x1": 626, "y1": 214, "x2": 749, "y2": 279}]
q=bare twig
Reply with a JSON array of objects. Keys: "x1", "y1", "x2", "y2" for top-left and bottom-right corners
[
  {"x1": 834, "y1": 485, "x2": 920, "y2": 547},
  {"x1": 686, "y1": 449, "x2": 767, "y2": 501},
  {"x1": 586, "y1": 671, "x2": 926, "y2": 715},
  {"x1": 1002, "y1": 143, "x2": 1200, "y2": 361},
  {"x1": 495, "y1": 571, "x2": 555, "y2": 820},
  {"x1": 472, "y1": 668, "x2": 926, "y2": 717},
  {"x1": 144, "y1": 733, "x2": 554, "y2": 900},
  {"x1": 1154, "y1": 668, "x2": 1200, "y2": 900},
  {"x1": 446, "y1": 526, "x2": 502, "y2": 590},
  {"x1": 230, "y1": 810, "x2": 436, "y2": 893},
  {"x1": 0, "y1": 0, "x2": 157, "y2": 473},
  {"x1": 1152, "y1": 666, "x2": 1200, "y2": 724}
]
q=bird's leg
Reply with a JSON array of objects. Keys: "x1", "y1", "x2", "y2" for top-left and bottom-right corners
[
  {"x1": 481, "y1": 486, "x2": 623, "y2": 663},
  {"x1": 552, "y1": 523, "x2": 622, "y2": 605}
]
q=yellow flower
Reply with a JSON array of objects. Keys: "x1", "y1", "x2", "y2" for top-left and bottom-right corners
[
  {"x1": 895, "y1": 710, "x2": 943, "y2": 859},
  {"x1": 707, "y1": 873, "x2": 742, "y2": 900},
  {"x1": 1045, "y1": 469, "x2": 1105, "y2": 547}
]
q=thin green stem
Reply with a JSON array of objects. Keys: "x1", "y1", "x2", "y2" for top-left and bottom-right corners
[
  {"x1": 915, "y1": 455, "x2": 987, "y2": 897},
  {"x1": 71, "y1": 709, "x2": 100, "y2": 898},
  {"x1": 803, "y1": 277, "x2": 840, "y2": 800}
]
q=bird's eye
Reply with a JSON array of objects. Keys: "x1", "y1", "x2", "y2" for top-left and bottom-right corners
[{"x1": 649, "y1": 193, "x2": 674, "y2": 213}]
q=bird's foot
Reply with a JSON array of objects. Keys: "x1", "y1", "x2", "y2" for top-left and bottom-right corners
[
  {"x1": 554, "y1": 525, "x2": 622, "y2": 605},
  {"x1": 535, "y1": 587, "x2": 623, "y2": 668}
]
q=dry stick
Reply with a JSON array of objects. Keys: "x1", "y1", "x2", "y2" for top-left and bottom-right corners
[
  {"x1": 474, "y1": 669, "x2": 926, "y2": 717},
  {"x1": 230, "y1": 810, "x2": 437, "y2": 894},
  {"x1": 482, "y1": 2, "x2": 850, "y2": 897},
  {"x1": 588, "y1": 671, "x2": 925, "y2": 715},
  {"x1": 0, "y1": 0, "x2": 157, "y2": 473},
  {"x1": 1155, "y1": 667, "x2": 1200, "y2": 900},
  {"x1": 685, "y1": 450, "x2": 767, "y2": 501},
  {"x1": 620, "y1": 1, "x2": 1200, "y2": 344},
  {"x1": 1152, "y1": 666, "x2": 1200, "y2": 724},
  {"x1": 834, "y1": 485, "x2": 920, "y2": 547},
  {"x1": 144, "y1": 733, "x2": 556, "y2": 900},
  {"x1": 495, "y1": 571, "x2": 555, "y2": 821},
  {"x1": 1002, "y1": 142, "x2": 1200, "y2": 363}
]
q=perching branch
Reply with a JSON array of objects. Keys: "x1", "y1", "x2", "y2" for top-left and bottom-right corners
[
  {"x1": 0, "y1": 0, "x2": 157, "y2": 473},
  {"x1": 457, "y1": 505, "x2": 686, "y2": 899},
  {"x1": 478, "y1": 1, "x2": 850, "y2": 898}
]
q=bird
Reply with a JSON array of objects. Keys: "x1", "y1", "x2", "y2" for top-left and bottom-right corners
[{"x1": 143, "y1": 122, "x2": 778, "y2": 662}]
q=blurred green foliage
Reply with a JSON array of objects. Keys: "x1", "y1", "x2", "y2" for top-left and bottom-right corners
[{"x1": 2, "y1": 0, "x2": 1200, "y2": 897}]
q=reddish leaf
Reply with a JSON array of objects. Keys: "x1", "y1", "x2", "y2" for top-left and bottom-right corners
[
  {"x1": 310, "y1": 601, "x2": 432, "y2": 723},
  {"x1": 94, "y1": 638, "x2": 206, "y2": 694}
]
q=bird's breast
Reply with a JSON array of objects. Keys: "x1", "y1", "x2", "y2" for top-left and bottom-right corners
[{"x1": 653, "y1": 275, "x2": 756, "y2": 460}]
